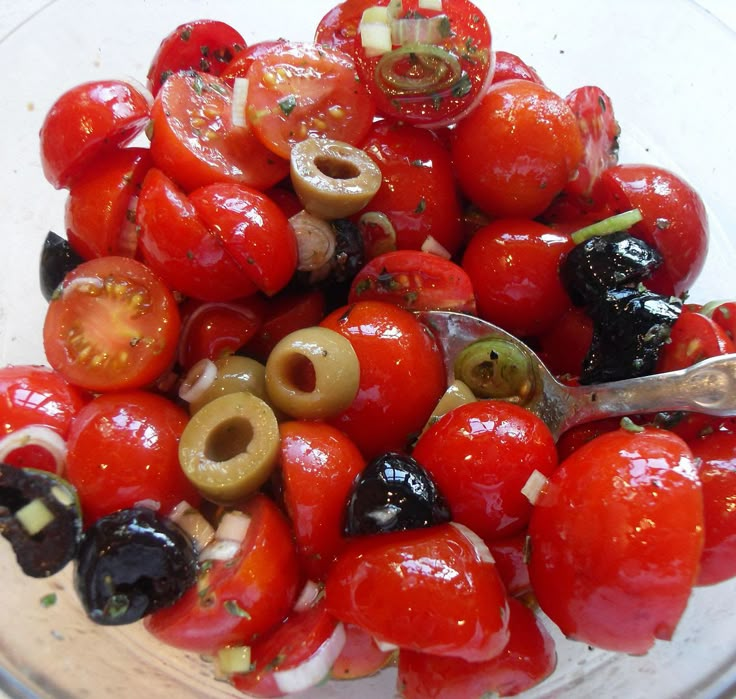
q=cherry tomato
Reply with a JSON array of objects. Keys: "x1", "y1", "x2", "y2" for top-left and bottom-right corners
[
  {"x1": 145, "y1": 494, "x2": 301, "y2": 654},
  {"x1": 593, "y1": 164, "x2": 709, "y2": 296},
  {"x1": 244, "y1": 41, "x2": 375, "y2": 159},
  {"x1": 397, "y1": 597, "x2": 556, "y2": 699},
  {"x1": 279, "y1": 421, "x2": 366, "y2": 580},
  {"x1": 325, "y1": 523, "x2": 510, "y2": 662},
  {"x1": 461, "y1": 219, "x2": 574, "y2": 338},
  {"x1": 349, "y1": 250, "x2": 476, "y2": 313},
  {"x1": 491, "y1": 50, "x2": 545, "y2": 85},
  {"x1": 452, "y1": 79, "x2": 583, "y2": 219},
  {"x1": 314, "y1": 0, "x2": 373, "y2": 57},
  {"x1": 555, "y1": 416, "x2": 625, "y2": 462},
  {"x1": 689, "y1": 432, "x2": 736, "y2": 586},
  {"x1": 703, "y1": 299, "x2": 736, "y2": 342},
  {"x1": 352, "y1": 0, "x2": 493, "y2": 127},
  {"x1": 413, "y1": 401, "x2": 558, "y2": 541},
  {"x1": 657, "y1": 310, "x2": 735, "y2": 373},
  {"x1": 149, "y1": 71, "x2": 289, "y2": 192},
  {"x1": 65, "y1": 147, "x2": 151, "y2": 260},
  {"x1": 146, "y1": 19, "x2": 246, "y2": 96},
  {"x1": 360, "y1": 121, "x2": 463, "y2": 255},
  {"x1": 537, "y1": 306, "x2": 593, "y2": 379},
  {"x1": 65, "y1": 390, "x2": 199, "y2": 523},
  {"x1": 40, "y1": 80, "x2": 151, "y2": 190},
  {"x1": 486, "y1": 532, "x2": 532, "y2": 598},
  {"x1": 528, "y1": 427, "x2": 703, "y2": 654},
  {"x1": 330, "y1": 623, "x2": 395, "y2": 681},
  {"x1": 220, "y1": 39, "x2": 288, "y2": 83},
  {"x1": 320, "y1": 300, "x2": 446, "y2": 458},
  {"x1": 43, "y1": 256, "x2": 180, "y2": 392}
]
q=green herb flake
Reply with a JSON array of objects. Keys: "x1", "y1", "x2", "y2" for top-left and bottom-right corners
[
  {"x1": 180, "y1": 26, "x2": 193, "y2": 41},
  {"x1": 620, "y1": 416, "x2": 645, "y2": 433},
  {"x1": 224, "y1": 600, "x2": 252, "y2": 619},
  {"x1": 451, "y1": 74, "x2": 472, "y2": 98},
  {"x1": 438, "y1": 16, "x2": 453, "y2": 38},
  {"x1": 278, "y1": 94, "x2": 298, "y2": 116},
  {"x1": 410, "y1": 159, "x2": 425, "y2": 167},
  {"x1": 103, "y1": 594, "x2": 130, "y2": 620},
  {"x1": 192, "y1": 73, "x2": 206, "y2": 96},
  {"x1": 414, "y1": 198, "x2": 427, "y2": 214},
  {"x1": 40, "y1": 593, "x2": 57, "y2": 608},
  {"x1": 354, "y1": 278, "x2": 372, "y2": 296}
]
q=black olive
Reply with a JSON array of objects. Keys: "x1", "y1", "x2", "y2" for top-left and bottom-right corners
[
  {"x1": 74, "y1": 507, "x2": 197, "y2": 625},
  {"x1": 580, "y1": 287, "x2": 682, "y2": 384},
  {"x1": 39, "y1": 230, "x2": 85, "y2": 302},
  {"x1": 560, "y1": 231, "x2": 663, "y2": 306},
  {"x1": 345, "y1": 452, "x2": 451, "y2": 536},
  {"x1": 0, "y1": 463, "x2": 82, "y2": 578}
]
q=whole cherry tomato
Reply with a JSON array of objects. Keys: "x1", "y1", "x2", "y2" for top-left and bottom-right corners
[
  {"x1": 537, "y1": 306, "x2": 593, "y2": 379},
  {"x1": 491, "y1": 50, "x2": 545, "y2": 85}
]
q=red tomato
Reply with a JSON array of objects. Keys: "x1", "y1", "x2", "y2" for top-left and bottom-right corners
[
  {"x1": 486, "y1": 532, "x2": 532, "y2": 598},
  {"x1": 461, "y1": 219, "x2": 574, "y2": 338},
  {"x1": 491, "y1": 50, "x2": 545, "y2": 85},
  {"x1": 452, "y1": 79, "x2": 583, "y2": 219},
  {"x1": 136, "y1": 169, "x2": 257, "y2": 301},
  {"x1": 188, "y1": 183, "x2": 298, "y2": 296},
  {"x1": 325, "y1": 523, "x2": 510, "y2": 662},
  {"x1": 65, "y1": 390, "x2": 199, "y2": 523},
  {"x1": 314, "y1": 0, "x2": 372, "y2": 56},
  {"x1": 555, "y1": 416, "x2": 626, "y2": 462},
  {"x1": 360, "y1": 121, "x2": 464, "y2": 255},
  {"x1": 0, "y1": 365, "x2": 89, "y2": 438},
  {"x1": 65, "y1": 147, "x2": 151, "y2": 260},
  {"x1": 397, "y1": 597, "x2": 556, "y2": 699},
  {"x1": 657, "y1": 310, "x2": 735, "y2": 373},
  {"x1": 149, "y1": 71, "x2": 289, "y2": 192},
  {"x1": 40, "y1": 80, "x2": 151, "y2": 190},
  {"x1": 43, "y1": 256, "x2": 180, "y2": 392},
  {"x1": 689, "y1": 432, "x2": 736, "y2": 586},
  {"x1": 352, "y1": 0, "x2": 494, "y2": 126},
  {"x1": 320, "y1": 301, "x2": 446, "y2": 458},
  {"x1": 330, "y1": 623, "x2": 395, "y2": 681},
  {"x1": 593, "y1": 164, "x2": 709, "y2": 296},
  {"x1": 537, "y1": 306, "x2": 593, "y2": 379},
  {"x1": 220, "y1": 40, "x2": 288, "y2": 83},
  {"x1": 348, "y1": 250, "x2": 476, "y2": 313},
  {"x1": 528, "y1": 427, "x2": 704, "y2": 654},
  {"x1": 146, "y1": 20, "x2": 246, "y2": 96},
  {"x1": 145, "y1": 495, "x2": 301, "y2": 653},
  {"x1": 244, "y1": 42, "x2": 375, "y2": 159},
  {"x1": 279, "y1": 421, "x2": 366, "y2": 580},
  {"x1": 413, "y1": 401, "x2": 558, "y2": 541},
  {"x1": 704, "y1": 299, "x2": 736, "y2": 342}
]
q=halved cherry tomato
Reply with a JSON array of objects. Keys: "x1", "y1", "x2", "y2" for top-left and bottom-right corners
[
  {"x1": 65, "y1": 147, "x2": 151, "y2": 260},
  {"x1": 146, "y1": 19, "x2": 246, "y2": 96},
  {"x1": 220, "y1": 40, "x2": 288, "y2": 83},
  {"x1": 244, "y1": 41, "x2": 375, "y2": 159},
  {"x1": 43, "y1": 256, "x2": 180, "y2": 392},
  {"x1": 65, "y1": 390, "x2": 199, "y2": 523},
  {"x1": 314, "y1": 0, "x2": 373, "y2": 57},
  {"x1": 657, "y1": 310, "x2": 734, "y2": 373},
  {"x1": 145, "y1": 494, "x2": 301, "y2": 654},
  {"x1": 40, "y1": 79, "x2": 151, "y2": 190},
  {"x1": 348, "y1": 250, "x2": 476, "y2": 313},
  {"x1": 149, "y1": 71, "x2": 289, "y2": 192},
  {"x1": 704, "y1": 300, "x2": 736, "y2": 342},
  {"x1": 491, "y1": 50, "x2": 545, "y2": 85},
  {"x1": 330, "y1": 623, "x2": 395, "y2": 681}
]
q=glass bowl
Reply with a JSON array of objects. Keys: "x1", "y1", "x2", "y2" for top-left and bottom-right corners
[{"x1": 1, "y1": 1, "x2": 736, "y2": 698}]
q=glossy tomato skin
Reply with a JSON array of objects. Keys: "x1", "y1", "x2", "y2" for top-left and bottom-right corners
[
  {"x1": 0, "y1": 364, "x2": 89, "y2": 438},
  {"x1": 528, "y1": 427, "x2": 704, "y2": 654},
  {"x1": 657, "y1": 310, "x2": 735, "y2": 373},
  {"x1": 65, "y1": 390, "x2": 199, "y2": 523},
  {"x1": 145, "y1": 494, "x2": 301, "y2": 654},
  {"x1": 594, "y1": 164, "x2": 708, "y2": 296},
  {"x1": 537, "y1": 306, "x2": 593, "y2": 379},
  {"x1": 314, "y1": 0, "x2": 371, "y2": 56},
  {"x1": 461, "y1": 219, "x2": 574, "y2": 338},
  {"x1": 486, "y1": 532, "x2": 532, "y2": 598},
  {"x1": 397, "y1": 597, "x2": 556, "y2": 699},
  {"x1": 689, "y1": 432, "x2": 736, "y2": 586},
  {"x1": 146, "y1": 19, "x2": 246, "y2": 96},
  {"x1": 330, "y1": 623, "x2": 395, "y2": 680},
  {"x1": 43, "y1": 256, "x2": 181, "y2": 392},
  {"x1": 149, "y1": 71, "x2": 289, "y2": 192},
  {"x1": 360, "y1": 121, "x2": 464, "y2": 255},
  {"x1": 325, "y1": 523, "x2": 510, "y2": 662},
  {"x1": 65, "y1": 147, "x2": 151, "y2": 260},
  {"x1": 348, "y1": 250, "x2": 476, "y2": 313},
  {"x1": 413, "y1": 401, "x2": 558, "y2": 541},
  {"x1": 279, "y1": 421, "x2": 366, "y2": 580},
  {"x1": 491, "y1": 50, "x2": 545, "y2": 86},
  {"x1": 320, "y1": 301, "x2": 446, "y2": 458},
  {"x1": 40, "y1": 79, "x2": 151, "y2": 190},
  {"x1": 452, "y1": 79, "x2": 583, "y2": 219}
]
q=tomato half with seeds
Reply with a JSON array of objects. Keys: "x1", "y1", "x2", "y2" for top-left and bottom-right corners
[
  {"x1": 220, "y1": 39, "x2": 288, "y2": 83},
  {"x1": 43, "y1": 256, "x2": 180, "y2": 392},
  {"x1": 657, "y1": 310, "x2": 735, "y2": 374},
  {"x1": 245, "y1": 41, "x2": 375, "y2": 160}
]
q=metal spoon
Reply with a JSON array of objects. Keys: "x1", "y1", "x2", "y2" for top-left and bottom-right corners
[{"x1": 416, "y1": 309, "x2": 736, "y2": 441}]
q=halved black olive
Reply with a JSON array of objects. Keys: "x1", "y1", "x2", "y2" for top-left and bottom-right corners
[
  {"x1": 40, "y1": 230, "x2": 84, "y2": 301},
  {"x1": 345, "y1": 452, "x2": 450, "y2": 536},
  {"x1": 0, "y1": 463, "x2": 82, "y2": 577},
  {"x1": 74, "y1": 507, "x2": 197, "y2": 625}
]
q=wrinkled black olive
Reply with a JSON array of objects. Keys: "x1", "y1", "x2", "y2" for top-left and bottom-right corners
[
  {"x1": 0, "y1": 463, "x2": 82, "y2": 578},
  {"x1": 580, "y1": 288, "x2": 682, "y2": 384},
  {"x1": 39, "y1": 231, "x2": 84, "y2": 302},
  {"x1": 345, "y1": 452, "x2": 451, "y2": 536},
  {"x1": 560, "y1": 231, "x2": 663, "y2": 306},
  {"x1": 75, "y1": 507, "x2": 197, "y2": 625}
]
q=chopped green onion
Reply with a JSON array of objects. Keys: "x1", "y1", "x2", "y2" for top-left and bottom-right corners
[{"x1": 570, "y1": 208, "x2": 643, "y2": 245}]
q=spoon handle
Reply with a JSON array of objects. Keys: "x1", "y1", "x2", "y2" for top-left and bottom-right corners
[{"x1": 560, "y1": 353, "x2": 736, "y2": 431}]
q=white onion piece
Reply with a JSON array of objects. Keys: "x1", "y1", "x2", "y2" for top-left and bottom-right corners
[
  {"x1": 392, "y1": 16, "x2": 450, "y2": 46},
  {"x1": 293, "y1": 580, "x2": 323, "y2": 613},
  {"x1": 216, "y1": 645, "x2": 252, "y2": 677},
  {"x1": 420, "y1": 234, "x2": 452, "y2": 259},
  {"x1": 359, "y1": 19, "x2": 392, "y2": 58},
  {"x1": 216, "y1": 511, "x2": 252, "y2": 544},
  {"x1": 169, "y1": 500, "x2": 216, "y2": 551},
  {"x1": 450, "y1": 522, "x2": 495, "y2": 564},
  {"x1": 231, "y1": 77, "x2": 249, "y2": 128},
  {"x1": 418, "y1": 0, "x2": 443, "y2": 9},
  {"x1": 521, "y1": 469, "x2": 549, "y2": 505},
  {"x1": 179, "y1": 358, "x2": 218, "y2": 404},
  {"x1": 0, "y1": 425, "x2": 67, "y2": 475},
  {"x1": 273, "y1": 622, "x2": 347, "y2": 694},
  {"x1": 200, "y1": 539, "x2": 242, "y2": 563},
  {"x1": 373, "y1": 638, "x2": 400, "y2": 653},
  {"x1": 119, "y1": 75, "x2": 155, "y2": 109}
]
